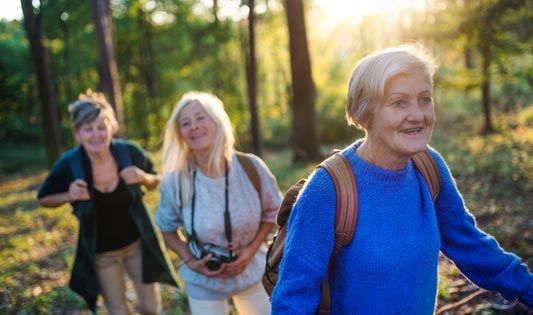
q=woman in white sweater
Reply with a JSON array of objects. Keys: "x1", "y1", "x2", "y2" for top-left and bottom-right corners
[{"x1": 154, "y1": 91, "x2": 282, "y2": 315}]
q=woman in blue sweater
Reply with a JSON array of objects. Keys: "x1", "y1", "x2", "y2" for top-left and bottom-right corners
[{"x1": 271, "y1": 45, "x2": 533, "y2": 314}]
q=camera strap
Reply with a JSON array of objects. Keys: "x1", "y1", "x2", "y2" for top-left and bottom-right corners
[{"x1": 190, "y1": 159, "x2": 235, "y2": 259}]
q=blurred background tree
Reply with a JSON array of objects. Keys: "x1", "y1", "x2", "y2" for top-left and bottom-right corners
[{"x1": 0, "y1": 0, "x2": 531, "y2": 163}]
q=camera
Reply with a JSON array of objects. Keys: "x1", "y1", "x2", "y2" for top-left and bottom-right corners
[{"x1": 188, "y1": 239, "x2": 236, "y2": 271}]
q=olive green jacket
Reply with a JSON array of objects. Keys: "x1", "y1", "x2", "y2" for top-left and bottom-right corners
[{"x1": 39, "y1": 140, "x2": 179, "y2": 312}]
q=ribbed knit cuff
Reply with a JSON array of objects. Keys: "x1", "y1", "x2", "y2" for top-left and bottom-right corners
[{"x1": 520, "y1": 278, "x2": 533, "y2": 308}]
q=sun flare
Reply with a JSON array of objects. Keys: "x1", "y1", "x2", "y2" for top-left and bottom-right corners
[{"x1": 312, "y1": 0, "x2": 428, "y2": 22}]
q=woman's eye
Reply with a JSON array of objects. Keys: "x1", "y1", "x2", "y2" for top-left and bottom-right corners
[
  {"x1": 181, "y1": 121, "x2": 190, "y2": 128},
  {"x1": 421, "y1": 97, "x2": 432, "y2": 104},
  {"x1": 392, "y1": 100, "x2": 406, "y2": 107}
]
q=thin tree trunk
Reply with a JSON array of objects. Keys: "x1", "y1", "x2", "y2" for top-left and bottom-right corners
[
  {"x1": 60, "y1": 18, "x2": 74, "y2": 102},
  {"x1": 136, "y1": 7, "x2": 158, "y2": 143},
  {"x1": 247, "y1": 0, "x2": 262, "y2": 156},
  {"x1": 90, "y1": 0, "x2": 125, "y2": 133},
  {"x1": 285, "y1": 0, "x2": 321, "y2": 162},
  {"x1": 21, "y1": 0, "x2": 62, "y2": 167},
  {"x1": 212, "y1": 0, "x2": 222, "y2": 92},
  {"x1": 479, "y1": 14, "x2": 494, "y2": 134},
  {"x1": 480, "y1": 52, "x2": 494, "y2": 134},
  {"x1": 213, "y1": 0, "x2": 219, "y2": 23}
]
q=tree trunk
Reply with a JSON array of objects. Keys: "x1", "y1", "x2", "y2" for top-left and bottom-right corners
[
  {"x1": 480, "y1": 50, "x2": 494, "y2": 134},
  {"x1": 60, "y1": 18, "x2": 74, "y2": 103},
  {"x1": 285, "y1": 0, "x2": 321, "y2": 162},
  {"x1": 479, "y1": 14, "x2": 494, "y2": 134},
  {"x1": 246, "y1": 0, "x2": 262, "y2": 156},
  {"x1": 21, "y1": 0, "x2": 62, "y2": 167},
  {"x1": 90, "y1": 0, "x2": 125, "y2": 133},
  {"x1": 137, "y1": 7, "x2": 158, "y2": 143},
  {"x1": 213, "y1": 0, "x2": 219, "y2": 23}
]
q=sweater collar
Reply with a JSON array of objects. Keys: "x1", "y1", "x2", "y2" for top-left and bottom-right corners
[{"x1": 344, "y1": 139, "x2": 413, "y2": 184}]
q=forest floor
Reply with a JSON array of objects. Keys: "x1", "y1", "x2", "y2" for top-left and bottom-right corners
[{"x1": 1, "y1": 118, "x2": 532, "y2": 314}]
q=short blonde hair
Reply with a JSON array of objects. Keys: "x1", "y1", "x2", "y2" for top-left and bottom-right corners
[
  {"x1": 346, "y1": 44, "x2": 437, "y2": 129},
  {"x1": 162, "y1": 91, "x2": 235, "y2": 204},
  {"x1": 68, "y1": 90, "x2": 119, "y2": 133}
]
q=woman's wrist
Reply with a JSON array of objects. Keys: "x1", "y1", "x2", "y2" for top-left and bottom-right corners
[
  {"x1": 143, "y1": 173, "x2": 160, "y2": 189},
  {"x1": 180, "y1": 255, "x2": 195, "y2": 268}
]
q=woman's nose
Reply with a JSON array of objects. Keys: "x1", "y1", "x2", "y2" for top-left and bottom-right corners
[{"x1": 407, "y1": 102, "x2": 424, "y2": 121}]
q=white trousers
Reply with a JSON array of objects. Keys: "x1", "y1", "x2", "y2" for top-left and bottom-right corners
[{"x1": 187, "y1": 282, "x2": 270, "y2": 315}]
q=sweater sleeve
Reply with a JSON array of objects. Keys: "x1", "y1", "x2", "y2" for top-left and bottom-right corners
[
  {"x1": 37, "y1": 155, "x2": 72, "y2": 199},
  {"x1": 126, "y1": 141, "x2": 157, "y2": 175},
  {"x1": 154, "y1": 173, "x2": 183, "y2": 232},
  {"x1": 271, "y1": 167, "x2": 337, "y2": 315},
  {"x1": 430, "y1": 148, "x2": 533, "y2": 307}
]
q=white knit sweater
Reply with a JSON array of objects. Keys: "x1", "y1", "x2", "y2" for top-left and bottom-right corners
[{"x1": 155, "y1": 153, "x2": 282, "y2": 298}]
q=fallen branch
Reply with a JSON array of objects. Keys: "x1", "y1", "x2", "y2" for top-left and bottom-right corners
[{"x1": 436, "y1": 289, "x2": 486, "y2": 314}]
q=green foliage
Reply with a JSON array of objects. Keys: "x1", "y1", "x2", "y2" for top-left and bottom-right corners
[{"x1": 0, "y1": 143, "x2": 46, "y2": 175}]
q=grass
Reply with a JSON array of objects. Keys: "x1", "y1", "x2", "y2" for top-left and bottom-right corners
[{"x1": 0, "y1": 109, "x2": 531, "y2": 314}]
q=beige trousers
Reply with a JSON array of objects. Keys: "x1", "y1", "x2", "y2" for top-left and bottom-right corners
[
  {"x1": 187, "y1": 282, "x2": 270, "y2": 315},
  {"x1": 94, "y1": 240, "x2": 161, "y2": 315}
]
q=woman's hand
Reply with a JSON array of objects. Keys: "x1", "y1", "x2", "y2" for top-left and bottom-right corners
[
  {"x1": 186, "y1": 254, "x2": 229, "y2": 278},
  {"x1": 222, "y1": 244, "x2": 258, "y2": 276},
  {"x1": 120, "y1": 166, "x2": 160, "y2": 189},
  {"x1": 221, "y1": 222, "x2": 274, "y2": 277},
  {"x1": 68, "y1": 179, "x2": 90, "y2": 202}
]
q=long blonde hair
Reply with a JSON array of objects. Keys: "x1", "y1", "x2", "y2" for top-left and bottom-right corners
[{"x1": 162, "y1": 91, "x2": 235, "y2": 205}]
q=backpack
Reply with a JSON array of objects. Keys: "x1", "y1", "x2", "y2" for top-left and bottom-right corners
[
  {"x1": 235, "y1": 151, "x2": 261, "y2": 198},
  {"x1": 262, "y1": 149, "x2": 441, "y2": 315}
]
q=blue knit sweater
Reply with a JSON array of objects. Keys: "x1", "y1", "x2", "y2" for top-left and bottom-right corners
[{"x1": 271, "y1": 140, "x2": 533, "y2": 314}]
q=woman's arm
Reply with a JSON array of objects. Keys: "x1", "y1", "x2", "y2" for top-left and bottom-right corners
[
  {"x1": 123, "y1": 140, "x2": 160, "y2": 190},
  {"x1": 120, "y1": 166, "x2": 160, "y2": 190},
  {"x1": 430, "y1": 150, "x2": 533, "y2": 307},
  {"x1": 39, "y1": 192, "x2": 71, "y2": 208},
  {"x1": 162, "y1": 231, "x2": 195, "y2": 263},
  {"x1": 38, "y1": 179, "x2": 90, "y2": 208},
  {"x1": 271, "y1": 168, "x2": 337, "y2": 315}
]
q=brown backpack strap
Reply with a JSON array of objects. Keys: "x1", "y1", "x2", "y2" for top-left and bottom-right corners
[
  {"x1": 317, "y1": 153, "x2": 358, "y2": 315},
  {"x1": 411, "y1": 150, "x2": 441, "y2": 201},
  {"x1": 320, "y1": 153, "x2": 358, "y2": 254},
  {"x1": 235, "y1": 151, "x2": 262, "y2": 198}
]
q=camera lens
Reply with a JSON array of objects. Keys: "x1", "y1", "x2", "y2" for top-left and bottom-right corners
[{"x1": 206, "y1": 259, "x2": 221, "y2": 271}]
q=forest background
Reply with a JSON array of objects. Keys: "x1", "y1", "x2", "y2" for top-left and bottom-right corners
[{"x1": 0, "y1": 0, "x2": 532, "y2": 314}]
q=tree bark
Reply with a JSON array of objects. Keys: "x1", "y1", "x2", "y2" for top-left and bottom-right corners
[
  {"x1": 480, "y1": 49, "x2": 494, "y2": 134},
  {"x1": 479, "y1": 14, "x2": 494, "y2": 134},
  {"x1": 285, "y1": 0, "x2": 321, "y2": 161},
  {"x1": 90, "y1": 0, "x2": 125, "y2": 132},
  {"x1": 246, "y1": 0, "x2": 262, "y2": 156},
  {"x1": 21, "y1": 0, "x2": 62, "y2": 167}
]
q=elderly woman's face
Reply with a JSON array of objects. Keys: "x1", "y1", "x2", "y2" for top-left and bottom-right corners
[
  {"x1": 366, "y1": 71, "x2": 435, "y2": 160},
  {"x1": 178, "y1": 101, "x2": 217, "y2": 154},
  {"x1": 74, "y1": 114, "x2": 113, "y2": 154}
]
